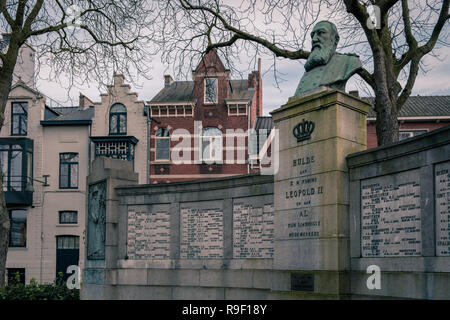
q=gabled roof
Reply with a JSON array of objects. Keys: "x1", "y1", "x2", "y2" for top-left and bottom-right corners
[
  {"x1": 149, "y1": 79, "x2": 255, "y2": 104},
  {"x1": 149, "y1": 81, "x2": 195, "y2": 104},
  {"x1": 364, "y1": 95, "x2": 450, "y2": 118},
  {"x1": 9, "y1": 81, "x2": 42, "y2": 98}
]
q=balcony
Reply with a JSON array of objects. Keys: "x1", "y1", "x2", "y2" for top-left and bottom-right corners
[
  {"x1": 90, "y1": 136, "x2": 138, "y2": 162},
  {"x1": 0, "y1": 138, "x2": 33, "y2": 206}
]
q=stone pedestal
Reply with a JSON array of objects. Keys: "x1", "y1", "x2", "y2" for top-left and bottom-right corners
[
  {"x1": 81, "y1": 157, "x2": 139, "y2": 300},
  {"x1": 271, "y1": 87, "x2": 370, "y2": 298}
]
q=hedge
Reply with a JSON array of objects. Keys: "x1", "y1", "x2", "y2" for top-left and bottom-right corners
[{"x1": 0, "y1": 272, "x2": 79, "y2": 300}]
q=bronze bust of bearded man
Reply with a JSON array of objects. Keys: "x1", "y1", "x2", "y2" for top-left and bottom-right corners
[{"x1": 294, "y1": 21, "x2": 362, "y2": 95}]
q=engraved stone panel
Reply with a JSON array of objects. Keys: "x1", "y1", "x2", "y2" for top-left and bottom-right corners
[
  {"x1": 87, "y1": 180, "x2": 106, "y2": 260},
  {"x1": 127, "y1": 205, "x2": 170, "y2": 259},
  {"x1": 180, "y1": 202, "x2": 223, "y2": 259},
  {"x1": 361, "y1": 170, "x2": 422, "y2": 257},
  {"x1": 233, "y1": 198, "x2": 274, "y2": 258},
  {"x1": 436, "y1": 161, "x2": 450, "y2": 256}
]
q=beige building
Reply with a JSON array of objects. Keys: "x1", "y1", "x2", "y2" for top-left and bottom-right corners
[
  {"x1": 2, "y1": 81, "x2": 91, "y2": 284},
  {"x1": 2, "y1": 69, "x2": 149, "y2": 284},
  {"x1": 89, "y1": 74, "x2": 148, "y2": 185}
]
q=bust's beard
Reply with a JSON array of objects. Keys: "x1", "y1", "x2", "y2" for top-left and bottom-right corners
[{"x1": 304, "y1": 45, "x2": 336, "y2": 72}]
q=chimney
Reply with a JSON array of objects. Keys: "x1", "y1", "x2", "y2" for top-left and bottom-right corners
[
  {"x1": 79, "y1": 92, "x2": 95, "y2": 109},
  {"x1": 349, "y1": 90, "x2": 359, "y2": 98},
  {"x1": 164, "y1": 75, "x2": 173, "y2": 87},
  {"x1": 79, "y1": 93, "x2": 85, "y2": 108}
]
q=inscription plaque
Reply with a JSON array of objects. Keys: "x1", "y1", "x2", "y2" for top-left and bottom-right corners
[
  {"x1": 277, "y1": 207, "x2": 320, "y2": 239},
  {"x1": 127, "y1": 206, "x2": 170, "y2": 259},
  {"x1": 233, "y1": 202, "x2": 274, "y2": 258},
  {"x1": 291, "y1": 273, "x2": 314, "y2": 291},
  {"x1": 361, "y1": 170, "x2": 422, "y2": 257},
  {"x1": 180, "y1": 205, "x2": 223, "y2": 259},
  {"x1": 436, "y1": 161, "x2": 450, "y2": 256}
]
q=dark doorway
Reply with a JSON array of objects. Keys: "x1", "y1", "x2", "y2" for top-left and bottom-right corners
[{"x1": 56, "y1": 236, "x2": 79, "y2": 282}]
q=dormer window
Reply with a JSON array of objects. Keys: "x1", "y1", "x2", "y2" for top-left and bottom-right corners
[
  {"x1": 204, "y1": 78, "x2": 218, "y2": 104},
  {"x1": 109, "y1": 103, "x2": 127, "y2": 135}
]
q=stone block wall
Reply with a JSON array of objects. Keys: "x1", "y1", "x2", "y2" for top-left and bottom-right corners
[{"x1": 347, "y1": 125, "x2": 450, "y2": 299}]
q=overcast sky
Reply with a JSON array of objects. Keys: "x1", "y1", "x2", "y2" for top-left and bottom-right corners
[{"x1": 36, "y1": 37, "x2": 450, "y2": 116}]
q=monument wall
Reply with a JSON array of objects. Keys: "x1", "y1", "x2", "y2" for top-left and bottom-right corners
[
  {"x1": 347, "y1": 125, "x2": 450, "y2": 299},
  {"x1": 81, "y1": 96, "x2": 450, "y2": 300},
  {"x1": 82, "y1": 171, "x2": 297, "y2": 299}
]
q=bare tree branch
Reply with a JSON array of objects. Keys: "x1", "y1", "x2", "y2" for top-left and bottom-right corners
[{"x1": 0, "y1": 0, "x2": 15, "y2": 27}]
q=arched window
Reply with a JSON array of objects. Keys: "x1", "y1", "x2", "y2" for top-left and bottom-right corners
[
  {"x1": 109, "y1": 103, "x2": 127, "y2": 135},
  {"x1": 155, "y1": 128, "x2": 170, "y2": 160},
  {"x1": 201, "y1": 127, "x2": 222, "y2": 162}
]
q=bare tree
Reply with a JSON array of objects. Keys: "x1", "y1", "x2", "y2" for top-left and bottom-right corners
[
  {"x1": 0, "y1": 0, "x2": 157, "y2": 287},
  {"x1": 152, "y1": 0, "x2": 449, "y2": 145}
]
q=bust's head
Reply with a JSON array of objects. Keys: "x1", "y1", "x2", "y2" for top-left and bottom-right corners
[{"x1": 304, "y1": 21, "x2": 340, "y2": 71}]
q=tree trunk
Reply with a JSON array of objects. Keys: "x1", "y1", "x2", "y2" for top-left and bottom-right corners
[
  {"x1": 0, "y1": 38, "x2": 20, "y2": 288},
  {"x1": 374, "y1": 96, "x2": 399, "y2": 146}
]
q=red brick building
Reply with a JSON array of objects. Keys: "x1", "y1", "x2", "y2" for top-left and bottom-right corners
[
  {"x1": 365, "y1": 95, "x2": 450, "y2": 149},
  {"x1": 147, "y1": 50, "x2": 263, "y2": 183}
]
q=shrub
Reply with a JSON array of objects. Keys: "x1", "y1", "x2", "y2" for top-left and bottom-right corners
[{"x1": 0, "y1": 272, "x2": 79, "y2": 300}]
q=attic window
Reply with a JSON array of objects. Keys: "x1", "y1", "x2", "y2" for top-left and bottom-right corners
[
  {"x1": 204, "y1": 78, "x2": 218, "y2": 104},
  {"x1": 227, "y1": 104, "x2": 248, "y2": 116}
]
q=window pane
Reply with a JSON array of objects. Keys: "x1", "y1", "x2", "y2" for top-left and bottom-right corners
[
  {"x1": 156, "y1": 138, "x2": 170, "y2": 160},
  {"x1": 119, "y1": 114, "x2": 127, "y2": 133},
  {"x1": 60, "y1": 163, "x2": 69, "y2": 188},
  {"x1": 70, "y1": 163, "x2": 78, "y2": 188},
  {"x1": 60, "y1": 153, "x2": 78, "y2": 162},
  {"x1": 110, "y1": 115, "x2": 118, "y2": 133},
  {"x1": 60, "y1": 153, "x2": 78, "y2": 188},
  {"x1": 110, "y1": 103, "x2": 126, "y2": 113},
  {"x1": 60, "y1": 211, "x2": 78, "y2": 224},
  {"x1": 20, "y1": 116, "x2": 27, "y2": 135},
  {"x1": 12, "y1": 116, "x2": 20, "y2": 135},
  {"x1": 10, "y1": 150, "x2": 23, "y2": 191},
  {"x1": 57, "y1": 236, "x2": 79, "y2": 249},
  {"x1": 9, "y1": 210, "x2": 26, "y2": 247},
  {"x1": 205, "y1": 78, "x2": 217, "y2": 103},
  {"x1": 13, "y1": 102, "x2": 27, "y2": 114}
]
